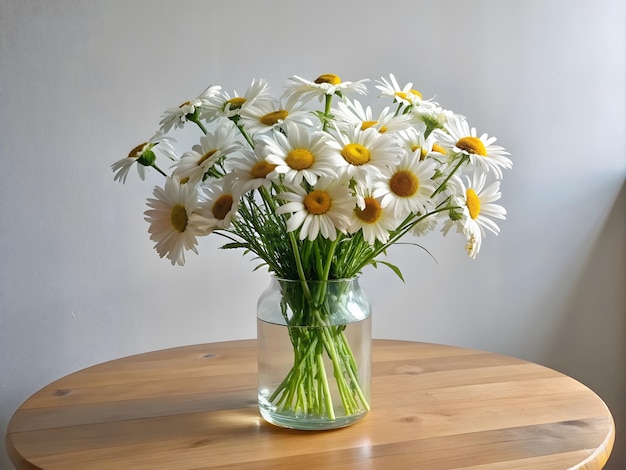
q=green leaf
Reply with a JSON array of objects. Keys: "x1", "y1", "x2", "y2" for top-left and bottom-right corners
[
  {"x1": 220, "y1": 242, "x2": 248, "y2": 250},
  {"x1": 376, "y1": 261, "x2": 405, "y2": 282}
]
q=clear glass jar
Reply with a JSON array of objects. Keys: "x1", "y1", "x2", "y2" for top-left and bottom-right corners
[{"x1": 257, "y1": 277, "x2": 371, "y2": 430}]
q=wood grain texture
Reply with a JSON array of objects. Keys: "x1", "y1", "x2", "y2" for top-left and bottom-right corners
[{"x1": 5, "y1": 339, "x2": 614, "y2": 469}]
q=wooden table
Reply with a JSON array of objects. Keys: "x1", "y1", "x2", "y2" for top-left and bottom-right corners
[{"x1": 6, "y1": 339, "x2": 614, "y2": 469}]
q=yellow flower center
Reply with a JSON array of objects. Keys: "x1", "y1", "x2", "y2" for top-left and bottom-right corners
[
  {"x1": 341, "y1": 143, "x2": 370, "y2": 166},
  {"x1": 170, "y1": 204, "x2": 188, "y2": 233},
  {"x1": 359, "y1": 121, "x2": 388, "y2": 133},
  {"x1": 260, "y1": 110, "x2": 289, "y2": 126},
  {"x1": 314, "y1": 74, "x2": 341, "y2": 85},
  {"x1": 431, "y1": 143, "x2": 447, "y2": 154},
  {"x1": 355, "y1": 197, "x2": 382, "y2": 224},
  {"x1": 303, "y1": 190, "x2": 331, "y2": 215},
  {"x1": 179, "y1": 101, "x2": 191, "y2": 108},
  {"x1": 466, "y1": 189, "x2": 481, "y2": 220},
  {"x1": 286, "y1": 148, "x2": 314, "y2": 170},
  {"x1": 390, "y1": 170, "x2": 419, "y2": 197},
  {"x1": 226, "y1": 97, "x2": 247, "y2": 110},
  {"x1": 361, "y1": 121, "x2": 378, "y2": 131},
  {"x1": 395, "y1": 91, "x2": 408, "y2": 101},
  {"x1": 212, "y1": 194, "x2": 233, "y2": 220},
  {"x1": 456, "y1": 136, "x2": 487, "y2": 156},
  {"x1": 419, "y1": 147, "x2": 428, "y2": 161},
  {"x1": 198, "y1": 149, "x2": 218, "y2": 166},
  {"x1": 128, "y1": 143, "x2": 146, "y2": 158},
  {"x1": 179, "y1": 177, "x2": 190, "y2": 185},
  {"x1": 410, "y1": 89, "x2": 422, "y2": 98},
  {"x1": 251, "y1": 160, "x2": 276, "y2": 179}
]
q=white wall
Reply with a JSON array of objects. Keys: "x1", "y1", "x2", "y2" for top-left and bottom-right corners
[{"x1": 1, "y1": 0, "x2": 624, "y2": 468}]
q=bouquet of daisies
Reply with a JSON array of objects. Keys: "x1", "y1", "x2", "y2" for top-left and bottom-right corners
[{"x1": 112, "y1": 73, "x2": 512, "y2": 422}]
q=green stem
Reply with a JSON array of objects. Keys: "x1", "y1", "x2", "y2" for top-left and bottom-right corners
[
  {"x1": 430, "y1": 154, "x2": 469, "y2": 199},
  {"x1": 151, "y1": 164, "x2": 168, "y2": 178},
  {"x1": 237, "y1": 124, "x2": 255, "y2": 148},
  {"x1": 322, "y1": 94, "x2": 333, "y2": 132},
  {"x1": 188, "y1": 115, "x2": 208, "y2": 134}
]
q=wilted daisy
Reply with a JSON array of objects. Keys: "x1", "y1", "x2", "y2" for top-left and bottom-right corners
[
  {"x1": 283, "y1": 74, "x2": 369, "y2": 105},
  {"x1": 372, "y1": 152, "x2": 437, "y2": 219},
  {"x1": 202, "y1": 78, "x2": 273, "y2": 122},
  {"x1": 159, "y1": 85, "x2": 221, "y2": 133},
  {"x1": 349, "y1": 195, "x2": 400, "y2": 245},
  {"x1": 144, "y1": 178, "x2": 209, "y2": 266},
  {"x1": 259, "y1": 123, "x2": 342, "y2": 187},
  {"x1": 240, "y1": 98, "x2": 315, "y2": 136},
  {"x1": 332, "y1": 99, "x2": 412, "y2": 134},
  {"x1": 112, "y1": 132, "x2": 177, "y2": 184},
  {"x1": 276, "y1": 178, "x2": 354, "y2": 241},
  {"x1": 171, "y1": 121, "x2": 243, "y2": 185},
  {"x1": 328, "y1": 125, "x2": 402, "y2": 186},
  {"x1": 434, "y1": 114, "x2": 512, "y2": 179},
  {"x1": 376, "y1": 73, "x2": 423, "y2": 107}
]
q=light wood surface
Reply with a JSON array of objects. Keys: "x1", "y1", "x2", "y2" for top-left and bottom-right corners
[{"x1": 6, "y1": 339, "x2": 614, "y2": 469}]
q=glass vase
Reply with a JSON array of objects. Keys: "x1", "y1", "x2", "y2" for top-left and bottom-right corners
[{"x1": 257, "y1": 277, "x2": 372, "y2": 430}]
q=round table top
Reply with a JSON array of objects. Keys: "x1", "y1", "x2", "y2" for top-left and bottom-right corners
[{"x1": 6, "y1": 339, "x2": 614, "y2": 469}]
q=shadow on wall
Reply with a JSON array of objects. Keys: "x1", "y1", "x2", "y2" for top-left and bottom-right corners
[{"x1": 544, "y1": 179, "x2": 625, "y2": 469}]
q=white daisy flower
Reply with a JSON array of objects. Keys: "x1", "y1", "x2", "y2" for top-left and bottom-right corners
[
  {"x1": 226, "y1": 148, "x2": 277, "y2": 196},
  {"x1": 442, "y1": 171, "x2": 506, "y2": 258},
  {"x1": 433, "y1": 114, "x2": 512, "y2": 179},
  {"x1": 240, "y1": 98, "x2": 315, "y2": 136},
  {"x1": 375, "y1": 73, "x2": 423, "y2": 107},
  {"x1": 276, "y1": 178, "x2": 354, "y2": 241},
  {"x1": 328, "y1": 125, "x2": 402, "y2": 186},
  {"x1": 258, "y1": 123, "x2": 342, "y2": 187},
  {"x1": 171, "y1": 121, "x2": 243, "y2": 185},
  {"x1": 394, "y1": 126, "x2": 430, "y2": 159},
  {"x1": 144, "y1": 178, "x2": 209, "y2": 266},
  {"x1": 283, "y1": 74, "x2": 369, "y2": 105},
  {"x1": 349, "y1": 195, "x2": 400, "y2": 245},
  {"x1": 411, "y1": 214, "x2": 438, "y2": 237},
  {"x1": 413, "y1": 104, "x2": 458, "y2": 134},
  {"x1": 193, "y1": 176, "x2": 240, "y2": 233},
  {"x1": 159, "y1": 85, "x2": 221, "y2": 132},
  {"x1": 112, "y1": 132, "x2": 177, "y2": 184},
  {"x1": 332, "y1": 99, "x2": 413, "y2": 134},
  {"x1": 203, "y1": 78, "x2": 273, "y2": 121},
  {"x1": 372, "y1": 152, "x2": 437, "y2": 219}
]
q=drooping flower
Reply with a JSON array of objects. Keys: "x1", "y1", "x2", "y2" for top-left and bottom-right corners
[
  {"x1": 442, "y1": 171, "x2": 506, "y2": 258},
  {"x1": 276, "y1": 178, "x2": 354, "y2": 241},
  {"x1": 144, "y1": 178, "x2": 208, "y2": 266},
  {"x1": 112, "y1": 132, "x2": 177, "y2": 184}
]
